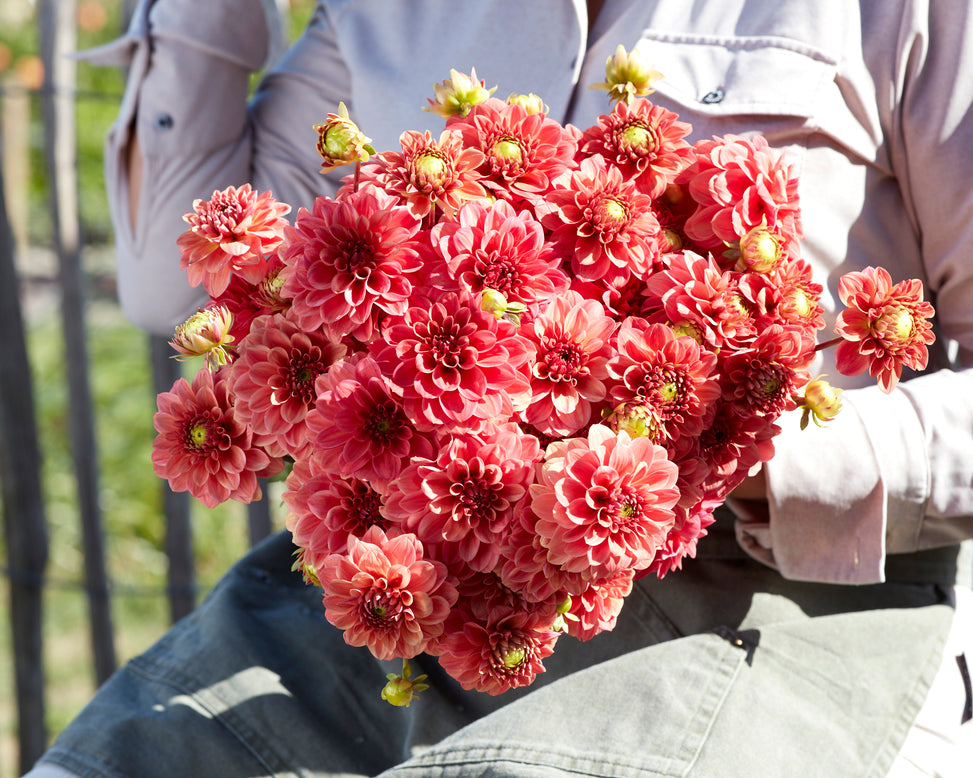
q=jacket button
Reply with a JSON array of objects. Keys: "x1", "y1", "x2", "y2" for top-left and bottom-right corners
[
  {"x1": 701, "y1": 87, "x2": 725, "y2": 104},
  {"x1": 153, "y1": 113, "x2": 174, "y2": 130}
]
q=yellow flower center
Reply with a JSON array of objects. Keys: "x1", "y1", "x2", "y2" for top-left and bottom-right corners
[
  {"x1": 740, "y1": 228, "x2": 783, "y2": 273},
  {"x1": 620, "y1": 124, "x2": 656, "y2": 154},
  {"x1": 414, "y1": 153, "x2": 449, "y2": 187},
  {"x1": 670, "y1": 320, "x2": 704, "y2": 343},
  {"x1": 188, "y1": 424, "x2": 208, "y2": 448},
  {"x1": 790, "y1": 289, "x2": 812, "y2": 318},
  {"x1": 502, "y1": 647, "x2": 526, "y2": 669},
  {"x1": 658, "y1": 381, "x2": 679, "y2": 403},
  {"x1": 492, "y1": 139, "x2": 523, "y2": 163},
  {"x1": 877, "y1": 306, "x2": 915, "y2": 344}
]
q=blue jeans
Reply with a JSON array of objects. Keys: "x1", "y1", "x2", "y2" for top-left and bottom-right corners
[{"x1": 34, "y1": 523, "x2": 956, "y2": 777}]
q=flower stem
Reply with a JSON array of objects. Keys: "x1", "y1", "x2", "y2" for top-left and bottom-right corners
[
  {"x1": 814, "y1": 336, "x2": 843, "y2": 352},
  {"x1": 353, "y1": 160, "x2": 361, "y2": 193}
]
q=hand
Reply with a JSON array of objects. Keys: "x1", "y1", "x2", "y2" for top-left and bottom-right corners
[{"x1": 729, "y1": 466, "x2": 767, "y2": 501}]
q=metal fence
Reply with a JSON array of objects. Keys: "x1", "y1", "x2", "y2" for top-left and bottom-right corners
[{"x1": 0, "y1": 2, "x2": 275, "y2": 773}]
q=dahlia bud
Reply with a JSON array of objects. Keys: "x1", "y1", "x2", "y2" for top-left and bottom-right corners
[
  {"x1": 589, "y1": 44, "x2": 664, "y2": 105},
  {"x1": 551, "y1": 595, "x2": 580, "y2": 632},
  {"x1": 480, "y1": 289, "x2": 528, "y2": 326},
  {"x1": 380, "y1": 660, "x2": 429, "y2": 707},
  {"x1": 169, "y1": 304, "x2": 235, "y2": 370},
  {"x1": 799, "y1": 377, "x2": 843, "y2": 430},
  {"x1": 735, "y1": 225, "x2": 785, "y2": 274},
  {"x1": 313, "y1": 103, "x2": 375, "y2": 173},
  {"x1": 604, "y1": 402, "x2": 665, "y2": 443},
  {"x1": 424, "y1": 67, "x2": 497, "y2": 118},
  {"x1": 506, "y1": 92, "x2": 548, "y2": 114}
]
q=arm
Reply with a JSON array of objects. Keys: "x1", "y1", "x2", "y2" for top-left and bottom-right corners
[
  {"x1": 99, "y1": 0, "x2": 344, "y2": 335},
  {"x1": 733, "y1": 4, "x2": 973, "y2": 583}
]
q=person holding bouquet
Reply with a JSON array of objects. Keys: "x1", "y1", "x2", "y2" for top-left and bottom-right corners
[{"x1": 27, "y1": 0, "x2": 973, "y2": 775}]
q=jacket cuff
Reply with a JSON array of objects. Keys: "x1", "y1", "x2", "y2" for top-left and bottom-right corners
[{"x1": 735, "y1": 384, "x2": 929, "y2": 584}]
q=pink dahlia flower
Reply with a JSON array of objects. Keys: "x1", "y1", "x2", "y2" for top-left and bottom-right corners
[
  {"x1": 210, "y1": 253, "x2": 289, "y2": 344},
  {"x1": 319, "y1": 526, "x2": 457, "y2": 661},
  {"x1": 152, "y1": 368, "x2": 277, "y2": 509},
  {"x1": 447, "y1": 97, "x2": 578, "y2": 205},
  {"x1": 227, "y1": 313, "x2": 347, "y2": 458},
  {"x1": 570, "y1": 274, "x2": 652, "y2": 322},
  {"x1": 563, "y1": 570, "x2": 634, "y2": 642},
  {"x1": 522, "y1": 290, "x2": 617, "y2": 437},
  {"x1": 354, "y1": 129, "x2": 487, "y2": 220},
  {"x1": 497, "y1": 503, "x2": 590, "y2": 602},
  {"x1": 306, "y1": 355, "x2": 434, "y2": 492},
  {"x1": 541, "y1": 155, "x2": 662, "y2": 285},
  {"x1": 370, "y1": 290, "x2": 533, "y2": 429},
  {"x1": 644, "y1": 501, "x2": 717, "y2": 579},
  {"x1": 281, "y1": 187, "x2": 425, "y2": 342},
  {"x1": 607, "y1": 318, "x2": 720, "y2": 441},
  {"x1": 284, "y1": 456, "x2": 390, "y2": 569},
  {"x1": 530, "y1": 425, "x2": 680, "y2": 582},
  {"x1": 834, "y1": 266, "x2": 935, "y2": 393},
  {"x1": 436, "y1": 604, "x2": 559, "y2": 695},
  {"x1": 696, "y1": 400, "x2": 779, "y2": 499},
  {"x1": 581, "y1": 98, "x2": 695, "y2": 198},
  {"x1": 176, "y1": 184, "x2": 290, "y2": 298},
  {"x1": 383, "y1": 423, "x2": 541, "y2": 573},
  {"x1": 770, "y1": 257, "x2": 825, "y2": 335},
  {"x1": 720, "y1": 324, "x2": 813, "y2": 417},
  {"x1": 681, "y1": 134, "x2": 802, "y2": 254},
  {"x1": 644, "y1": 251, "x2": 755, "y2": 350},
  {"x1": 431, "y1": 199, "x2": 569, "y2": 314}
]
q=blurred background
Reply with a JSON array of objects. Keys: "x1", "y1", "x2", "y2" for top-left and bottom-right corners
[{"x1": 0, "y1": 1, "x2": 315, "y2": 775}]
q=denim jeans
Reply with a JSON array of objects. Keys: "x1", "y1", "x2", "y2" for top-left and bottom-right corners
[{"x1": 34, "y1": 522, "x2": 957, "y2": 777}]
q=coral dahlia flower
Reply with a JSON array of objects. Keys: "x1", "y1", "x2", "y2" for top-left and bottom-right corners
[
  {"x1": 354, "y1": 129, "x2": 487, "y2": 220},
  {"x1": 436, "y1": 605, "x2": 559, "y2": 695},
  {"x1": 210, "y1": 253, "x2": 289, "y2": 344},
  {"x1": 371, "y1": 290, "x2": 533, "y2": 430},
  {"x1": 607, "y1": 318, "x2": 720, "y2": 441},
  {"x1": 522, "y1": 290, "x2": 617, "y2": 437},
  {"x1": 720, "y1": 324, "x2": 813, "y2": 416},
  {"x1": 696, "y1": 400, "x2": 779, "y2": 498},
  {"x1": 284, "y1": 456, "x2": 390, "y2": 568},
  {"x1": 383, "y1": 423, "x2": 541, "y2": 573},
  {"x1": 563, "y1": 570, "x2": 634, "y2": 642},
  {"x1": 542, "y1": 155, "x2": 662, "y2": 285},
  {"x1": 281, "y1": 187, "x2": 425, "y2": 342},
  {"x1": 319, "y1": 526, "x2": 457, "y2": 661},
  {"x1": 177, "y1": 184, "x2": 290, "y2": 298},
  {"x1": 497, "y1": 503, "x2": 590, "y2": 602},
  {"x1": 681, "y1": 134, "x2": 802, "y2": 255},
  {"x1": 431, "y1": 199, "x2": 569, "y2": 315},
  {"x1": 306, "y1": 355, "x2": 434, "y2": 491},
  {"x1": 448, "y1": 97, "x2": 578, "y2": 205},
  {"x1": 530, "y1": 425, "x2": 680, "y2": 582},
  {"x1": 644, "y1": 501, "x2": 717, "y2": 579},
  {"x1": 227, "y1": 313, "x2": 347, "y2": 458},
  {"x1": 644, "y1": 251, "x2": 755, "y2": 350},
  {"x1": 770, "y1": 257, "x2": 825, "y2": 335},
  {"x1": 834, "y1": 266, "x2": 935, "y2": 393},
  {"x1": 581, "y1": 98, "x2": 695, "y2": 198},
  {"x1": 152, "y1": 368, "x2": 277, "y2": 509}
]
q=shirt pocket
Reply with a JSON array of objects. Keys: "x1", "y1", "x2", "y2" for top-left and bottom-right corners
[{"x1": 634, "y1": 31, "x2": 842, "y2": 176}]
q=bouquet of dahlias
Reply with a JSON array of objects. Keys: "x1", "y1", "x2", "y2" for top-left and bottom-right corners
[{"x1": 153, "y1": 47, "x2": 935, "y2": 703}]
